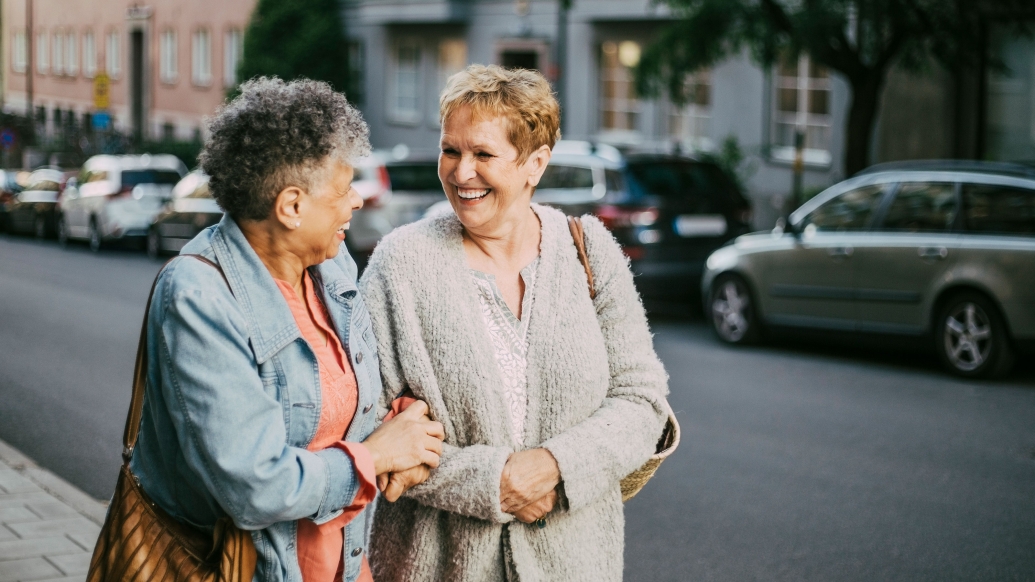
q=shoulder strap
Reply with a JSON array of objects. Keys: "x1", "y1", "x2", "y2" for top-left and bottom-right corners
[
  {"x1": 122, "y1": 254, "x2": 229, "y2": 464},
  {"x1": 567, "y1": 216, "x2": 596, "y2": 300}
]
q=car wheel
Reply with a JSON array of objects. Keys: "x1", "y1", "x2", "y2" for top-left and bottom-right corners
[
  {"x1": 88, "y1": 219, "x2": 103, "y2": 253},
  {"x1": 146, "y1": 227, "x2": 162, "y2": 259},
  {"x1": 34, "y1": 214, "x2": 48, "y2": 239},
  {"x1": 935, "y1": 292, "x2": 1015, "y2": 379},
  {"x1": 710, "y1": 273, "x2": 761, "y2": 344},
  {"x1": 57, "y1": 216, "x2": 69, "y2": 247}
]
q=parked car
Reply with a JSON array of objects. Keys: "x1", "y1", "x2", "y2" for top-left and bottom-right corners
[
  {"x1": 147, "y1": 171, "x2": 223, "y2": 258},
  {"x1": 0, "y1": 170, "x2": 25, "y2": 232},
  {"x1": 701, "y1": 160, "x2": 1035, "y2": 378},
  {"x1": 1, "y1": 168, "x2": 68, "y2": 238},
  {"x1": 382, "y1": 156, "x2": 444, "y2": 227},
  {"x1": 58, "y1": 154, "x2": 187, "y2": 251}
]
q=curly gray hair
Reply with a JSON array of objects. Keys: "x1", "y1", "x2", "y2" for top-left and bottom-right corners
[{"x1": 200, "y1": 77, "x2": 370, "y2": 221}]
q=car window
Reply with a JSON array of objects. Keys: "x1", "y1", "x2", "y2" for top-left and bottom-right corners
[
  {"x1": 185, "y1": 180, "x2": 212, "y2": 199},
  {"x1": 624, "y1": 160, "x2": 745, "y2": 209},
  {"x1": 604, "y1": 169, "x2": 625, "y2": 194},
  {"x1": 962, "y1": 183, "x2": 1035, "y2": 236},
  {"x1": 26, "y1": 180, "x2": 61, "y2": 192},
  {"x1": 804, "y1": 184, "x2": 888, "y2": 232},
  {"x1": 79, "y1": 169, "x2": 108, "y2": 184},
  {"x1": 386, "y1": 163, "x2": 441, "y2": 191},
  {"x1": 538, "y1": 165, "x2": 594, "y2": 189},
  {"x1": 121, "y1": 170, "x2": 182, "y2": 188},
  {"x1": 879, "y1": 182, "x2": 957, "y2": 232}
]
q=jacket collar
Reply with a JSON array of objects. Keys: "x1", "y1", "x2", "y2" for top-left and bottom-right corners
[{"x1": 209, "y1": 215, "x2": 358, "y2": 364}]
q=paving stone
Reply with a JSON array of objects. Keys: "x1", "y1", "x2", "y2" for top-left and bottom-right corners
[
  {"x1": 8, "y1": 520, "x2": 99, "y2": 541},
  {"x1": 0, "y1": 471, "x2": 39, "y2": 496},
  {"x1": 44, "y1": 553, "x2": 91, "y2": 577},
  {"x1": 0, "y1": 537, "x2": 81, "y2": 560},
  {"x1": 0, "y1": 527, "x2": 15, "y2": 542},
  {"x1": 0, "y1": 507, "x2": 37, "y2": 524},
  {"x1": 65, "y1": 531, "x2": 96, "y2": 553},
  {"x1": 0, "y1": 494, "x2": 51, "y2": 509},
  {"x1": 0, "y1": 557, "x2": 62, "y2": 582},
  {"x1": 22, "y1": 504, "x2": 78, "y2": 522},
  {"x1": 30, "y1": 578, "x2": 82, "y2": 582}
]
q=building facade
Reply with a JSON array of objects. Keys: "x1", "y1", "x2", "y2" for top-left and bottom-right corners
[
  {"x1": 2, "y1": 0, "x2": 254, "y2": 144},
  {"x1": 343, "y1": 0, "x2": 1035, "y2": 227}
]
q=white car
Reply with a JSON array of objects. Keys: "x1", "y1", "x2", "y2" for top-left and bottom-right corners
[{"x1": 58, "y1": 154, "x2": 187, "y2": 251}]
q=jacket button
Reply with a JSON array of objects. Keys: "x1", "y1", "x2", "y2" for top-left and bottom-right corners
[
  {"x1": 356, "y1": 352, "x2": 364, "y2": 363},
  {"x1": 351, "y1": 547, "x2": 363, "y2": 557},
  {"x1": 363, "y1": 404, "x2": 373, "y2": 414}
]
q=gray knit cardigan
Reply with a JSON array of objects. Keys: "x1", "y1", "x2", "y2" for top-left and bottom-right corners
[{"x1": 359, "y1": 204, "x2": 670, "y2": 582}]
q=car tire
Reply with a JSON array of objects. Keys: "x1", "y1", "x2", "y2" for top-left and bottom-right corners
[
  {"x1": 57, "y1": 216, "x2": 69, "y2": 247},
  {"x1": 88, "y1": 218, "x2": 103, "y2": 253},
  {"x1": 934, "y1": 292, "x2": 1015, "y2": 379},
  {"x1": 146, "y1": 227, "x2": 163, "y2": 260},
  {"x1": 34, "y1": 214, "x2": 48, "y2": 239},
  {"x1": 709, "y1": 273, "x2": 761, "y2": 344}
]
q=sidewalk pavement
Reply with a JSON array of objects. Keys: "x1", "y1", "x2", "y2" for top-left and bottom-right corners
[{"x1": 0, "y1": 439, "x2": 107, "y2": 582}]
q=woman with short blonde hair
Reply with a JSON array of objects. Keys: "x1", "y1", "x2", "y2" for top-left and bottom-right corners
[{"x1": 363, "y1": 64, "x2": 669, "y2": 581}]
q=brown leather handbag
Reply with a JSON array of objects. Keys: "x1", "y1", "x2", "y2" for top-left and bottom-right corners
[
  {"x1": 567, "y1": 216, "x2": 681, "y2": 502},
  {"x1": 87, "y1": 255, "x2": 257, "y2": 582}
]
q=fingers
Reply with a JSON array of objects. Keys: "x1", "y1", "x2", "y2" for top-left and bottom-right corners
[
  {"x1": 424, "y1": 420, "x2": 445, "y2": 440},
  {"x1": 377, "y1": 473, "x2": 389, "y2": 492},
  {"x1": 396, "y1": 399, "x2": 429, "y2": 419},
  {"x1": 384, "y1": 478, "x2": 406, "y2": 502},
  {"x1": 510, "y1": 490, "x2": 557, "y2": 523}
]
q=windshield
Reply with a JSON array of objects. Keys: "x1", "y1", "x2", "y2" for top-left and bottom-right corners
[
  {"x1": 386, "y1": 163, "x2": 442, "y2": 192},
  {"x1": 121, "y1": 170, "x2": 182, "y2": 188},
  {"x1": 625, "y1": 160, "x2": 746, "y2": 210}
]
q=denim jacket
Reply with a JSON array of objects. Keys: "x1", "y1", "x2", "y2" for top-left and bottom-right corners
[{"x1": 130, "y1": 215, "x2": 382, "y2": 582}]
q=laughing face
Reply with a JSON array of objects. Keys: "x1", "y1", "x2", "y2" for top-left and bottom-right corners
[
  {"x1": 297, "y1": 158, "x2": 363, "y2": 264},
  {"x1": 438, "y1": 105, "x2": 550, "y2": 232}
]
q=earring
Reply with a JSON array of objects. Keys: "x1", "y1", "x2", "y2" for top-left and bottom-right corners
[{"x1": 295, "y1": 221, "x2": 301, "y2": 228}]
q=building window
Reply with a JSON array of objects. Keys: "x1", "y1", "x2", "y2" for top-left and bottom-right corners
[
  {"x1": 346, "y1": 40, "x2": 365, "y2": 106},
  {"x1": 53, "y1": 32, "x2": 64, "y2": 75},
  {"x1": 223, "y1": 29, "x2": 242, "y2": 87},
  {"x1": 66, "y1": 32, "x2": 77, "y2": 76},
  {"x1": 389, "y1": 40, "x2": 422, "y2": 123},
  {"x1": 106, "y1": 30, "x2": 120, "y2": 77},
  {"x1": 83, "y1": 31, "x2": 96, "y2": 77},
  {"x1": 669, "y1": 70, "x2": 712, "y2": 151},
  {"x1": 771, "y1": 53, "x2": 832, "y2": 165},
  {"x1": 192, "y1": 29, "x2": 212, "y2": 86},
  {"x1": 36, "y1": 33, "x2": 48, "y2": 74},
  {"x1": 599, "y1": 40, "x2": 641, "y2": 136},
  {"x1": 985, "y1": 28, "x2": 1035, "y2": 161},
  {"x1": 13, "y1": 32, "x2": 27, "y2": 73},
  {"x1": 160, "y1": 30, "x2": 177, "y2": 83},
  {"x1": 431, "y1": 39, "x2": 467, "y2": 123},
  {"x1": 162, "y1": 122, "x2": 176, "y2": 141}
]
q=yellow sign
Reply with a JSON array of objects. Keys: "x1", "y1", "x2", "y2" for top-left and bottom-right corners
[{"x1": 93, "y1": 73, "x2": 110, "y2": 110}]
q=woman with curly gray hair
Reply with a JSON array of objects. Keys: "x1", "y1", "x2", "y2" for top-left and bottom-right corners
[{"x1": 127, "y1": 77, "x2": 444, "y2": 582}]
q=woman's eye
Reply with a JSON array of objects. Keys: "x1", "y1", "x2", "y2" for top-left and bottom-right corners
[
  {"x1": 442, "y1": 148, "x2": 460, "y2": 157},
  {"x1": 476, "y1": 152, "x2": 493, "y2": 160}
]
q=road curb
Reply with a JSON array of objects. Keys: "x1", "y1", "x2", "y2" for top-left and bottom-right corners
[{"x1": 0, "y1": 438, "x2": 108, "y2": 526}]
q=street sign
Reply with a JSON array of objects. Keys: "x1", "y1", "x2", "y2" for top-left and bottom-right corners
[
  {"x1": 94, "y1": 73, "x2": 111, "y2": 110},
  {"x1": 92, "y1": 111, "x2": 111, "y2": 131}
]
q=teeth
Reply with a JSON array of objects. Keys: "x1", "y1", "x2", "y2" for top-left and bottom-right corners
[
  {"x1": 457, "y1": 188, "x2": 490, "y2": 200},
  {"x1": 337, "y1": 223, "x2": 350, "y2": 234}
]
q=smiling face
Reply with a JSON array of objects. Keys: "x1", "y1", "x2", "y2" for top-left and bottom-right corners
[
  {"x1": 438, "y1": 105, "x2": 550, "y2": 232},
  {"x1": 295, "y1": 157, "x2": 363, "y2": 264}
]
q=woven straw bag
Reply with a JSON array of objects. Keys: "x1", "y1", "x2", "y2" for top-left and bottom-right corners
[
  {"x1": 87, "y1": 255, "x2": 256, "y2": 582},
  {"x1": 567, "y1": 216, "x2": 681, "y2": 502}
]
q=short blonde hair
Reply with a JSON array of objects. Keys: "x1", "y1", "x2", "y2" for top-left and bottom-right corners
[{"x1": 440, "y1": 64, "x2": 561, "y2": 160}]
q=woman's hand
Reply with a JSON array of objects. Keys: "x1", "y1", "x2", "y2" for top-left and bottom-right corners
[
  {"x1": 499, "y1": 448, "x2": 561, "y2": 514},
  {"x1": 510, "y1": 489, "x2": 557, "y2": 523},
  {"x1": 378, "y1": 464, "x2": 432, "y2": 502},
  {"x1": 364, "y1": 400, "x2": 444, "y2": 475}
]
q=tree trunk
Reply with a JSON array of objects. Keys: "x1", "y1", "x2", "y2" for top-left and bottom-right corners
[{"x1": 843, "y1": 73, "x2": 885, "y2": 177}]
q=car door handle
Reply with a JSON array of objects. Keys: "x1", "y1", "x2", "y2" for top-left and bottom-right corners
[
  {"x1": 828, "y1": 246, "x2": 854, "y2": 258},
  {"x1": 918, "y1": 246, "x2": 948, "y2": 260}
]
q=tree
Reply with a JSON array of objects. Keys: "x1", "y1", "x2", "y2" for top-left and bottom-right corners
[
  {"x1": 237, "y1": 0, "x2": 352, "y2": 97},
  {"x1": 636, "y1": 0, "x2": 1033, "y2": 176}
]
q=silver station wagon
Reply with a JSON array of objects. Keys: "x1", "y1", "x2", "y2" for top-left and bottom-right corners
[{"x1": 702, "y1": 161, "x2": 1035, "y2": 378}]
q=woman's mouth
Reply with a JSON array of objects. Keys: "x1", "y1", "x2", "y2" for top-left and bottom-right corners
[
  {"x1": 456, "y1": 188, "x2": 491, "y2": 201},
  {"x1": 336, "y1": 223, "x2": 350, "y2": 235}
]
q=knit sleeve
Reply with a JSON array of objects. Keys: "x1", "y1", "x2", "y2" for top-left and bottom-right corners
[
  {"x1": 541, "y1": 215, "x2": 670, "y2": 511},
  {"x1": 359, "y1": 254, "x2": 516, "y2": 524}
]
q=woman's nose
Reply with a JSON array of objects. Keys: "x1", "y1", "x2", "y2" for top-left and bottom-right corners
[
  {"x1": 455, "y1": 154, "x2": 478, "y2": 182},
  {"x1": 350, "y1": 187, "x2": 364, "y2": 210}
]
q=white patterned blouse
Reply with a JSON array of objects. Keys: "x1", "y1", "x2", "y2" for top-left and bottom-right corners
[{"x1": 469, "y1": 257, "x2": 540, "y2": 447}]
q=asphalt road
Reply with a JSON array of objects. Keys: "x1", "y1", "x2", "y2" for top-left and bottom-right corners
[{"x1": 2, "y1": 232, "x2": 1034, "y2": 581}]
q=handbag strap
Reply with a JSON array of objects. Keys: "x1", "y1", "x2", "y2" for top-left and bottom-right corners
[
  {"x1": 122, "y1": 254, "x2": 230, "y2": 464},
  {"x1": 567, "y1": 216, "x2": 596, "y2": 300}
]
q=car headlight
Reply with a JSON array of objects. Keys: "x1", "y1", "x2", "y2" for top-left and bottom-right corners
[{"x1": 705, "y1": 246, "x2": 739, "y2": 272}]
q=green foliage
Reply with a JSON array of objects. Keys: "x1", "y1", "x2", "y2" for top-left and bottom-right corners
[
  {"x1": 699, "y1": 135, "x2": 756, "y2": 192},
  {"x1": 235, "y1": 0, "x2": 351, "y2": 97}
]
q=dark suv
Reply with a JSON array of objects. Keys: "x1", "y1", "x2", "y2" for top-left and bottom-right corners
[{"x1": 597, "y1": 154, "x2": 753, "y2": 299}]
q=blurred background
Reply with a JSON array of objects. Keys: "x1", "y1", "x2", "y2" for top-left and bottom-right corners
[{"x1": 0, "y1": 0, "x2": 1034, "y2": 580}]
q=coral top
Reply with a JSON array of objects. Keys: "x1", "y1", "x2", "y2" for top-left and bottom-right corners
[{"x1": 275, "y1": 272, "x2": 376, "y2": 582}]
